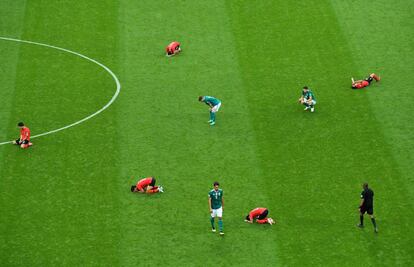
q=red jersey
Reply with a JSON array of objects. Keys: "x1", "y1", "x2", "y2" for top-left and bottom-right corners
[
  {"x1": 249, "y1": 207, "x2": 267, "y2": 220},
  {"x1": 136, "y1": 177, "x2": 153, "y2": 190},
  {"x1": 354, "y1": 80, "x2": 369, "y2": 89},
  {"x1": 166, "y1": 42, "x2": 180, "y2": 53},
  {"x1": 20, "y1": 127, "x2": 30, "y2": 141}
]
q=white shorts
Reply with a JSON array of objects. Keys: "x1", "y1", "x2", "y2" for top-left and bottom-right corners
[
  {"x1": 211, "y1": 207, "x2": 223, "y2": 218},
  {"x1": 211, "y1": 102, "x2": 221, "y2": 113}
]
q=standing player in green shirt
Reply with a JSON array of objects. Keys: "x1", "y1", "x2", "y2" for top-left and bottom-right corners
[
  {"x1": 198, "y1": 96, "x2": 222, "y2": 126},
  {"x1": 208, "y1": 181, "x2": 224, "y2": 235},
  {"x1": 298, "y1": 86, "x2": 317, "y2": 112}
]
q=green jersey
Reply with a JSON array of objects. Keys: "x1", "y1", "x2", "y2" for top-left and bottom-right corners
[
  {"x1": 208, "y1": 189, "x2": 223, "y2": 209},
  {"x1": 302, "y1": 90, "x2": 316, "y2": 101},
  {"x1": 203, "y1": 96, "x2": 221, "y2": 106}
]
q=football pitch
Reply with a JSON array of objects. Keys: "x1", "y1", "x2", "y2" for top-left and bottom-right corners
[{"x1": 0, "y1": 0, "x2": 413, "y2": 266}]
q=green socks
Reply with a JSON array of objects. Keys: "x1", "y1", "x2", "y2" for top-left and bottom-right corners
[
  {"x1": 210, "y1": 217, "x2": 215, "y2": 229},
  {"x1": 209, "y1": 111, "x2": 215, "y2": 122},
  {"x1": 218, "y1": 219, "x2": 223, "y2": 232}
]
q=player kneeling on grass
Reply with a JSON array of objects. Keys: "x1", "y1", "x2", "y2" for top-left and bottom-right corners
[
  {"x1": 298, "y1": 86, "x2": 316, "y2": 112},
  {"x1": 199, "y1": 96, "x2": 222, "y2": 126},
  {"x1": 12, "y1": 122, "x2": 33, "y2": 149},
  {"x1": 245, "y1": 207, "x2": 275, "y2": 225},
  {"x1": 166, "y1": 41, "x2": 181, "y2": 57},
  {"x1": 351, "y1": 73, "x2": 380, "y2": 89},
  {"x1": 131, "y1": 177, "x2": 163, "y2": 194}
]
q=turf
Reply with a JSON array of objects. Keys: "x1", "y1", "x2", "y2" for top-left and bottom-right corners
[{"x1": 0, "y1": 0, "x2": 413, "y2": 266}]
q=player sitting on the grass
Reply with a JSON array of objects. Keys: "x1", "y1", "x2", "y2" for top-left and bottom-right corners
[
  {"x1": 131, "y1": 177, "x2": 163, "y2": 194},
  {"x1": 298, "y1": 86, "x2": 316, "y2": 112},
  {"x1": 245, "y1": 207, "x2": 275, "y2": 225},
  {"x1": 198, "y1": 96, "x2": 222, "y2": 126},
  {"x1": 12, "y1": 122, "x2": 33, "y2": 149},
  {"x1": 351, "y1": 73, "x2": 380, "y2": 89},
  {"x1": 166, "y1": 41, "x2": 181, "y2": 57}
]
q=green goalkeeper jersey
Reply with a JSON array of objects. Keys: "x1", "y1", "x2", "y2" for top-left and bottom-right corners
[
  {"x1": 209, "y1": 189, "x2": 223, "y2": 209},
  {"x1": 302, "y1": 90, "x2": 316, "y2": 101},
  {"x1": 203, "y1": 96, "x2": 221, "y2": 106}
]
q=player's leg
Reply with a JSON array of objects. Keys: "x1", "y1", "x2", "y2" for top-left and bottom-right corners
[
  {"x1": 256, "y1": 219, "x2": 268, "y2": 224},
  {"x1": 368, "y1": 208, "x2": 378, "y2": 233},
  {"x1": 217, "y1": 207, "x2": 224, "y2": 235},
  {"x1": 358, "y1": 208, "x2": 366, "y2": 227},
  {"x1": 13, "y1": 139, "x2": 21, "y2": 145},
  {"x1": 370, "y1": 73, "x2": 380, "y2": 81},
  {"x1": 209, "y1": 111, "x2": 215, "y2": 125},
  {"x1": 210, "y1": 209, "x2": 216, "y2": 232},
  {"x1": 310, "y1": 100, "x2": 316, "y2": 112},
  {"x1": 20, "y1": 140, "x2": 30, "y2": 149}
]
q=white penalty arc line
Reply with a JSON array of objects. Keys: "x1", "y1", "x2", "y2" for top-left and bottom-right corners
[{"x1": 0, "y1": 37, "x2": 121, "y2": 146}]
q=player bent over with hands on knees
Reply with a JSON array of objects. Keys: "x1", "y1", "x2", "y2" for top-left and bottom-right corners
[
  {"x1": 298, "y1": 86, "x2": 316, "y2": 112},
  {"x1": 209, "y1": 181, "x2": 224, "y2": 235},
  {"x1": 351, "y1": 73, "x2": 380, "y2": 89},
  {"x1": 131, "y1": 177, "x2": 163, "y2": 194},
  {"x1": 199, "y1": 96, "x2": 222, "y2": 126},
  {"x1": 245, "y1": 207, "x2": 275, "y2": 225},
  {"x1": 12, "y1": 122, "x2": 33, "y2": 149},
  {"x1": 166, "y1": 41, "x2": 181, "y2": 57}
]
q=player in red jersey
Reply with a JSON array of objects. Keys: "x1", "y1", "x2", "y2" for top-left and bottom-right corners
[
  {"x1": 245, "y1": 207, "x2": 275, "y2": 225},
  {"x1": 131, "y1": 177, "x2": 164, "y2": 194},
  {"x1": 13, "y1": 122, "x2": 33, "y2": 149},
  {"x1": 351, "y1": 73, "x2": 380, "y2": 89},
  {"x1": 166, "y1": 41, "x2": 181, "y2": 57}
]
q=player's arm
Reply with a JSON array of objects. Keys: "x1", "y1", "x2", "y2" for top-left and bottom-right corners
[
  {"x1": 359, "y1": 194, "x2": 365, "y2": 208},
  {"x1": 208, "y1": 196, "x2": 212, "y2": 213},
  {"x1": 221, "y1": 197, "x2": 224, "y2": 211}
]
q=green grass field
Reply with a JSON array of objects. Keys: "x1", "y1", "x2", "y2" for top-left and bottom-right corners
[{"x1": 1, "y1": 0, "x2": 413, "y2": 266}]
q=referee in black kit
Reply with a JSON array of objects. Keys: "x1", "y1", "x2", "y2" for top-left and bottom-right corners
[{"x1": 357, "y1": 183, "x2": 378, "y2": 233}]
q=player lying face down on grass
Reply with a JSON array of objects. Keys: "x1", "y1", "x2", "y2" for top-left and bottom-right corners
[
  {"x1": 198, "y1": 96, "x2": 222, "y2": 126},
  {"x1": 245, "y1": 207, "x2": 275, "y2": 225},
  {"x1": 12, "y1": 122, "x2": 33, "y2": 149},
  {"x1": 351, "y1": 73, "x2": 380, "y2": 89},
  {"x1": 131, "y1": 177, "x2": 163, "y2": 194},
  {"x1": 298, "y1": 86, "x2": 316, "y2": 112},
  {"x1": 166, "y1": 41, "x2": 181, "y2": 57}
]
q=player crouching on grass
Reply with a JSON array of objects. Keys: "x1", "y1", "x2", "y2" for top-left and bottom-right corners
[
  {"x1": 244, "y1": 207, "x2": 275, "y2": 225},
  {"x1": 198, "y1": 96, "x2": 222, "y2": 126},
  {"x1": 131, "y1": 177, "x2": 163, "y2": 194},
  {"x1": 166, "y1": 41, "x2": 181, "y2": 57},
  {"x1": 12, "y1": 122, "x2": 33, "y2": 149},
  {"x1": 351, "y1": 73, "x2": 380, "y2": 89},
  {"x1": 298, "y1": 86, "x2": 316, "y2": 112}
]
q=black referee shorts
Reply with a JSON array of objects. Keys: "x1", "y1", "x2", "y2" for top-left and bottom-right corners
[
  {"x1": 360, "y1": 206, "x2": 373, "y2": 215},
  {"x1": 258, "y1": 209, "x2": 269, "y2": 220}
]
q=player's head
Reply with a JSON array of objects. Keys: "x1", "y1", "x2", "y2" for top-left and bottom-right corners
[
  {"x1": 17, "y1": 122, "x2": 24, "y2": 128},
  {"x1": 213, "y1": 181, "x2": 219, "y2": 190},
  {"x1": 362, "y1": 182, "x2": 369, "y2": 190},
  {"x1": 198, "y1": 96, "x2": 204, "y2": 102},
  {"x1": 245, "y1": 215, "x2": 251, "y2": 221},
  {"x1": 303, "y1": 86, "x2": 309, "y2": 92},
  {"x1": 352, "y1": 83, "x2": 357, "y2": 89},
  {"x1": 130, "y1": 185, "x2": 136, "y2": 192}
]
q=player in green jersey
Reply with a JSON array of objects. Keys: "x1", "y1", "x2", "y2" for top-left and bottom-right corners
[
  {"x1": 198, "y1": 96, "x2": 222, "y2": 126},
  {"x1": 298, "y1": 86, "x2": 317, "y2": 112},
  {"x1": 208, "y1": 181, "x2": 224, "y2": 235}
]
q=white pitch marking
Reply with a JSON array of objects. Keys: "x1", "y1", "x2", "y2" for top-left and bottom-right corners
[{"x1": 0, "y1": 37, "x2": 121, "y2": 146}]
